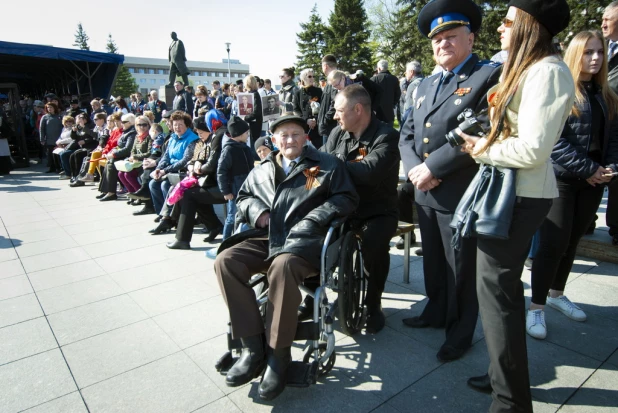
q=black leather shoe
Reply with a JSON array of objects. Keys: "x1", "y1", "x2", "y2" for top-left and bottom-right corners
[
  {"x1": 415, "y1": 248, "x2": 423, "y2": 256},
  {"x1": 127, "y1": 189, "x2": 151, "y2": 201},
  {"x1": 297, "y1": 296, "x2": 314, "y2": 321},
  {"x1": 99, "y1": 194, "x2": 118, "y2": 202},
  {"x1": 402, "y1": 316, "x2": 430, "y2": 328},
  {"x1": 203, "y1": 225, "x2": 223, "y2": 243},
  {"x1": 154, "y1": 215, "x2": 162, "y2": 223},
  {"x1": 95, "y1": 193, "x2": 107, "y2": 199},
  {"x1": 149, "y1": 219, "x2": 174, "y2": 235},
  {"x1": 70, "y1": 180, "x2": 85, "y2": 187},
  {"x1": 226, "y1": 335, "x2": 266, "y2": 387},
  {"x1": 133, "y1": 206, "x2": 155, "y2": 216},
  {"x1": 166, "y1": 240, "x2": 190, "y2": 250},
  {"x1": 259, "y1": 347, "x2": 291, "y2": 401},
  {"x1": 467, "y1": 373, "x2": 492, "y2": 394},
  {"x1": 365, "y1": 307, "x2": 386, "y2": 334},
  {"x1": 436, "y1": 345, "x2": 467, "y2": 362}
]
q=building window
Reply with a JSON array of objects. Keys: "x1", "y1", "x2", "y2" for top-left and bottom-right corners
[
  {"x1": 157, "y1": 69, "x2": 165, "y2": 75},
  {"x1": 128, "y1": 67, "x2": 135, "y2": 73},
  {"x1": 200, "y1": 71, "x2": 207, "y2": 76},
  {"x1": 140, "y1": 78, "x2": 147, "y2": 84},
  {"x1": 150, "y1": 79, "x2": 157, "y2": 84},
  {"x1": 138, "y1": 68, "x2": 145, "y2": 74},
  {"x1": 160, "y1": 79, "x2": 166, "y2": 84},
  {"x1": 148, "y1": 69, "x2": 155, "y2": 74}
]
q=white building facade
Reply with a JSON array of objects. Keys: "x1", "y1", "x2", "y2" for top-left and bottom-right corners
[{"x1": 123, "y1": 56, "x2": 250, "y2": 95}]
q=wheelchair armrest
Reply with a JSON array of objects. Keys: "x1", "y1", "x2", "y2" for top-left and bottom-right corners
[{"x1": 329, "y1": 217, "x2": 347, "y2": 229}]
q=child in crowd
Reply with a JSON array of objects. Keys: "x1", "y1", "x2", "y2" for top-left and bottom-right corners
[
  {"x1": 216, "y1": 116, "x2": 255, "y2": 240},
  {"x1": 254, "y1": 136, "x2": 274, "y2": 160}
]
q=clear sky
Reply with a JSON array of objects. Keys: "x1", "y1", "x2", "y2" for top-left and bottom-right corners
[{"x1": 2, "y1": 0, "x2": 335, "y2": 86}]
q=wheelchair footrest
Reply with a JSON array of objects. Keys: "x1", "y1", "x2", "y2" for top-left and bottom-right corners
[{"x1": 285, "y1": 361, "x2": 319, "y2": 388}]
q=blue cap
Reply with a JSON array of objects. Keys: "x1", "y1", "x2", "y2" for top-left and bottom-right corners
[
  {"x1": 418, "y1": 0, "x2": 482, "y2": 38},
  {"x1": 429, "y1": 13, "x2": 470, "y2": 38}
]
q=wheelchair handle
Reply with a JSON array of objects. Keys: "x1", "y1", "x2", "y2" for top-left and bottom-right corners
[{"x1": 329, "y1": 217, "x2": 347, "y2": 228}]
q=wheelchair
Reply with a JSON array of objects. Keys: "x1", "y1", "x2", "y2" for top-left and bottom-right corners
[{"x1": 215, "y1": 217, "x2": 366, "y2": 387}]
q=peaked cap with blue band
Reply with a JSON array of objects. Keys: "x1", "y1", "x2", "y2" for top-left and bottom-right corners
[{"x1": 418, "y1": 0, "x2": 482, "y2": 38}]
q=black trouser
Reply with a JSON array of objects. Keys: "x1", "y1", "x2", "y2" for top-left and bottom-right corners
[
  {"x1": 69, "y1": 149, "x2": 89, "y2": 177},
  {"x1": 99, "y1": 162, "x2": 119, "y2": 193},
  {"x1": 607, "y1": 180, "x2": 618, "y2": 236},
  {"x1": 175, "y1": 185, "x2": 225, "y2": 243},
  {"x1": 416, "y1": 204, "x2": 478, "y2": 350},
  {"x1": 354, "y1": 215, "x2": 398, "y2": 312},
  {"x1": 477, "y1": 197, "x2": 552, "y2": 413},
  {"x1": 531, "y1": 179, "x2": 604, "y2": 304},
  {"x1": 397, "y1": 181, "x2": 415, "y2": 225}
]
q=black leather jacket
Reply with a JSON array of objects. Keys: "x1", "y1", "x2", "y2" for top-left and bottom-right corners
[
  {"x1": 235, "y1": 145, "x2": 358, "y2": 269},
  {"x1": 552, "y1": 85, "x2": 618, "y2": 180}
]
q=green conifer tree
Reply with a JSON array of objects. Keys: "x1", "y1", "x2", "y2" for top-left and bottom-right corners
[
  {"x1": 106, "y1": 34, "x2": 119, "y2": 54},
  {"x1": 112, "y1": 66, "x2": 138, "y2": 99},
  {"x1": 73, "y1": 23, "x2": 90, "y2": 51},
  {"x1": 296, "y1": 4, "x2": 328, "y2": 74}
]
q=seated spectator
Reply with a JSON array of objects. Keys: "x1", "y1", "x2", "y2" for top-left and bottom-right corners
[
  {"x1": 149, "y1": 111, "x2": 199, "y2": 216},
  {"x1": 90, "y1": 99, "x2": 105, "y2": 120},
  {"x1": 254, "y1": 136, "x2": 274, "y2": 160},
  {"x1": 64, "y1": 113, "x2": 97, "y2": 184},
  {"x1": 117, "y1": 115, "x2": 152, "y2": 196},
  {"x1": 56, "y1": 116, "x2": 76, "y2": 180},
  {"x1": 158, "y1": 115, "x2": 226, "y2": 241},
  {"x1": 114, "y1": 98, "x2": 130, "y2": 115},
  {"x1": 142, "y1": 110, "x2": 155, "y2": 124},
  {"x1": 71, "y1": 113, "x2": 109, "y2": 187},
  {"x1": 80, "y1": 113, "x2": 122, "y2": 183},
  {"x1": 128, "y1": 123, "x2": 168, "y2": 215},
  {"x1": 97, "y1": 113, "x2": 137, "y2": 201},
  {"x1": 214, "y1": 115, "x2": 358, "y2": 400}
]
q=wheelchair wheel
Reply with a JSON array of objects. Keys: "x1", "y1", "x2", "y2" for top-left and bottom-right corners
[
  {"x1": 302, "y1": 343, "x2": 336, "y2": 377},
  {"x1": 337, "y1": 231, "x2": 366, "y2": 335}
]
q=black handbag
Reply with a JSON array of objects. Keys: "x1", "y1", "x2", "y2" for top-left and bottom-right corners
[{"x1": 450, "y1": 164, "x2": 517, "y2": 249}]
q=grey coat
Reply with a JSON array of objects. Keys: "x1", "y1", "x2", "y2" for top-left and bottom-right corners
[{"x1": 39, "y1": 113, "x2": 63, "y2": 145}]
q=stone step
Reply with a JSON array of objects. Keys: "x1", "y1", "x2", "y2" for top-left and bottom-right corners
[{"x1": 578, "y1": 230, "x2": 618, "y2": 264}]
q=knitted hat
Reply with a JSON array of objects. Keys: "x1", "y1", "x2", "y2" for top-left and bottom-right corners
[
  {"x1": 254, "y1": 136, "x2": 274, "y2": 152},
  {"x1": 507, "y1": 0, "x2": 570, "y2": 36},
  {"x1": 227, "y1": 116, "x2": 250, "y2": 138}
]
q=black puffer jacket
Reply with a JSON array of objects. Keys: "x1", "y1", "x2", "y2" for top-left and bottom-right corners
[
  {"x1": 235, "y1": 145, "x2": 358, "y2": 269},
  {"x1": 111, "y1": 126, "x2": 137, "y2": 160},
  {"x1": 552, "y1": 85, "x2": 618, "y2": 179},
  {"x1": 318, "y1": 84, "x2": 337, "y2": 137}
]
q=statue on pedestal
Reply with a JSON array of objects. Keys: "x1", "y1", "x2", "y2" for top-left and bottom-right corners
[{"x1": 167, "y1": 32, "x2": 189, "y2": 87}]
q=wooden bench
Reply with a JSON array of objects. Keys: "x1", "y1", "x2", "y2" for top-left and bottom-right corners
[{"x1": 395, "y1": 221, "x2": 415, "y2": 284}]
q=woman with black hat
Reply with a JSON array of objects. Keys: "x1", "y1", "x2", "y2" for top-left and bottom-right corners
[{"x1": 458, "y1": 0, "x2": 574, "y2": 411}]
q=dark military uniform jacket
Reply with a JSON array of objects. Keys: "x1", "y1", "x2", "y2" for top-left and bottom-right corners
[
  {"x1": 608, "y1": 50, "x2": 618, "y2": 95},
  {"x1": 399, "y1": 54, "x2": 501, "y2": 212}
]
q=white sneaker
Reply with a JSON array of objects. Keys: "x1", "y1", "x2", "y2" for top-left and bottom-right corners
[
  {"x1": 526, "y1": 309, "x2": 547, "y2": 339},
  {"x1": 546, "y1": 295, "x2": 587, "y2": 322}
]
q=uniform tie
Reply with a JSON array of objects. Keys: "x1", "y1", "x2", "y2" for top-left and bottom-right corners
[
  {"x1": 434, "y1": 71, "x2": 454, "y2": 103},
  {"x1": 609, "y1": 42, "x2": 618, "y2": 60},
  {"x1": 287, "y1": 161, "x2": 297, "y2": 175}
]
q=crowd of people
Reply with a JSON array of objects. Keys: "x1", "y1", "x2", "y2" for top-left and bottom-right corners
[{"x1": 4, "y1": 0, "x2": 618, "y2": 409}]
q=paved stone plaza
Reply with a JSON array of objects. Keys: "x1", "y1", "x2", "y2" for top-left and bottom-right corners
[{"x1": 1, "y1": 165, "x2": 617, "y2": 413}]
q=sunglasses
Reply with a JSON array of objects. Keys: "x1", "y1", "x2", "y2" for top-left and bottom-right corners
[
  {"x1": 136, "y1": 123, "x2": 149, "y2": 127},
  {"x1": 502, "y1": 17, "x2": 513, "y2": 28},
  {"x1": 122, "y1": 121, "x2": 130, "y2": 124}
]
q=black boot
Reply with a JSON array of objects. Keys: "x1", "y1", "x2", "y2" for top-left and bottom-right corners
[
  {"x1": 203, "y1": 224, "x2": 223, "y2": 243},
  {"x1": 134, "y1": 201, "x2": 155, "y2": 216},
  {"x1": 225, "y1": 335, "x2": 266, "y2": 387},
  {"x1": 149, "y1": 219, "x2": 175, "y2": 235},
  {"x1": 258, "y1": 346, "x2": 291, "y2": 401},
  {"x1": 365, "y1": 305, "x2": 385, "y2": 334},
  {"x1": 467, "y1": 373, "x2": 492, "y2": 394},
  {"x1": 297, "y1": 295, "x2": 314, "y2": 321},
  {"x1": 128, "y1": 186, "x2": 151, "y2": 201}
]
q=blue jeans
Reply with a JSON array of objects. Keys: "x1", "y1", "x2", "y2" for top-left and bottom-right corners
[
  {"x1": 59, "y1": 149, "x2": 75, "y2": 176},
  {"x1": 149, "y1": 178, "x2": 171, "y2": 215},
  {"x1": 222, "y1": 199, "x2": 237, "y2": 240}
]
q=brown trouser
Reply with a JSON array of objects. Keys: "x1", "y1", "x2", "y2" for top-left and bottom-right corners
[{"x1": 214, "y1": 239, "x2": 319, "y2": 349}]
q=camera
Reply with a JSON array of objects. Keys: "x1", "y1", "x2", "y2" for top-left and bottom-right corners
[{"x1": 445, "y1": 108, "x2": 488, "y2": 147}]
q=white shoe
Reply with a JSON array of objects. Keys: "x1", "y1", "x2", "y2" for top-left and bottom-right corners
[
  {"x1": 546, "y1": 295, "x2": 587, "y2": 322},
  {"x1": 79, "y1": 174, "x2": 94, "y2": 182},
  {"x1": 526, "y1": 309, "x2": 546, "y2": 339}
]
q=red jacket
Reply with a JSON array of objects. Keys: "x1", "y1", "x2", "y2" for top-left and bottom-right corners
[{"x1": 102, "y1": 128, "x2": 123, "y2": 155}]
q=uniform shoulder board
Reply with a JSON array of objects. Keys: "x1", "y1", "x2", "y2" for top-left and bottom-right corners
[{"x1": 476, "y1": 59, "x2": 501, "y2": 68}]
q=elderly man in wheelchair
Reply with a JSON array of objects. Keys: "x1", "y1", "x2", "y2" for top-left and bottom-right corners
[{"x1": 214, "y1": 115, "x2": 359, "y2": 401}]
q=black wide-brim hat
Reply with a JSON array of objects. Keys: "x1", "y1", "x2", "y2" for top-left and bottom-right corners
[
  {"x1": 269, "y1": 115, "x2": 309, "y2": 134},
  {"x1": 418, "y1": 0, "x2": 482, "y2": 38}
]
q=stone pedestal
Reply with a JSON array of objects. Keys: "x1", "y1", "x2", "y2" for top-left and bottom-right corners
[{"x1": 159, "y1": 85, "x2": 175, "y2": 109}]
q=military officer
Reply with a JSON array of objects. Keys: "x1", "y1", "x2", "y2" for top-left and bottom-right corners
[{"x1": 398, "y1": 0, "x2": 501, "y2": 362}]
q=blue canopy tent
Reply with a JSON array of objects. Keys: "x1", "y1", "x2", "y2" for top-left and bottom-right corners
[
  {"x1": 0, "y1": 41, "x2": 124, "y2": 166},
  {"x1": 0, "y1": 41, "x2": 124, "y2": 99}
]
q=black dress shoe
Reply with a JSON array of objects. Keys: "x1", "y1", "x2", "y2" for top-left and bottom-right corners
[
  {"x1": 436, "y1": 345, "x2": 467, "y2": 362},
  {"x1": 203, "y1": 225, "x2": 223, "y2": 243},
  {"x1": 166, "y1": 240, "x2": 191, "y2": 250},
  {"x1": 99, "y1": 194, "x2": 118, "y2": 202},
  {"x1": 297, "y1": 296, "x2": 315, "y2": 321},
  {"x1": 133, "y1": 206, "x2": 155, "y2": 216},
  {"x1": 366, "y1": 307, "x2": 386, "y2": 334},
  {"x1": 70, "y1": 180, "x2": 85, "y2": 187},
  {"x1": 402, "y1": 316, "x2": 430, "y2": 328},
  {"x1": 259, "y1": 347, "x2": 291, "y2": 401},
  {"x1": 415, "y1": 248, "x2": 423, "y2": 256},
  {"x1": 95, "y1": 193, "x2": 107, "y2": 199},
  {"x1": 149, "y1": 219, "x2": 174, "y2": 235},
  {"x1": 127, "y1": 189, "x2": 151, "y2": 201},
  {"x1": 467, "y1": 373, "x2": 492, "y2": 394},
  {"x1": 225, "y1": 335, "x2": 266, "y2": 387}
]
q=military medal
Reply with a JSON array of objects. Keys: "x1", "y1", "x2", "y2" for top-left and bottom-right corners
[
  {"x1": 454, "y1": 88, "x2": 472, "y2": 96},
  {"x1": 304, "y1": 166, "x2": 321, "y2": 190},
  {"x1": 454, "y1": 98, "x2": 462, "y2": 106}
]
